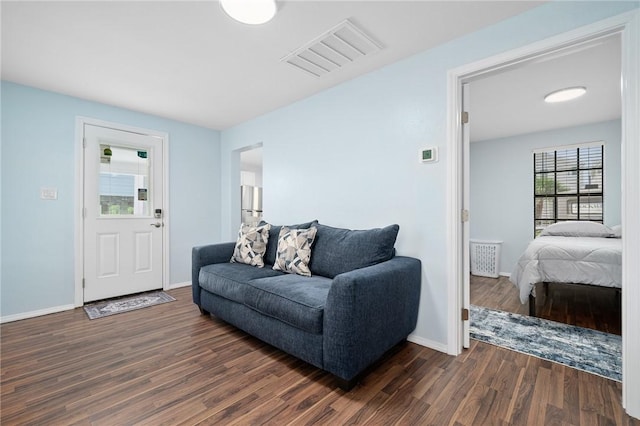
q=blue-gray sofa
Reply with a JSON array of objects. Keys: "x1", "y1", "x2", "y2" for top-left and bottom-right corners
[{"x1": 192, "y1": 221, "x2": 421, "y2": 389}]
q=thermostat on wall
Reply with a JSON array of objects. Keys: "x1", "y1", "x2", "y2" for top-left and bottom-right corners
[{"x1": 420, "y1": 147, "x2": 438, "y2": 163}]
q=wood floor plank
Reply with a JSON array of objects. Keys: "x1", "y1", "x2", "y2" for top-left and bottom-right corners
[
  {"x1": 507, "y1": 357, "x2": 541, "y2": 425},
  {"x1": 471, "y1": 275, "x2": 622, "y2": 334},
  {"x1": 486, "y1": 359, "x2": 524, "y2": 422},
  {"x1": 546, "y1": 362, "x2": 565, "y2": 410},
  {"x1": 1, "y1": 286, "x2": 637, "y2": 425},
  {"x1": 526, "y1": 365, "x2": 551, "y2": 425},
  {"x1": 449, "y1": 382, "x2": 491, "y2": 425}
]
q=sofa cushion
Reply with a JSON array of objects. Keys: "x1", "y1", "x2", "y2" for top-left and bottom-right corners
[
  {"x1": 260, "y1": 220, "x2": 318, "y2": 266},
  {"x1": 199, "y1": 263, "x2": 283, "y2": 304},
  {"x1": 309, "y1": 224, "x2": 399, "y2": 278},
  {"x1": 273, "y1": 226, "x2": 318, "y2": 277},
  {"x1": 230, "y1": 223, "x2": 271, "y2": 267},
  {"x1": 244, "y1": 274, "x2": 332, "y2": 334}
]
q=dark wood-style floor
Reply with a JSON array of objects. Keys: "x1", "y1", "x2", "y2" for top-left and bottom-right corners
[
  {"x1": 2, "y1": 286, "x2": 637, "y2": 425},
  {"x1": 470, "y1": 275, "x2": 622, "y2": 335}
]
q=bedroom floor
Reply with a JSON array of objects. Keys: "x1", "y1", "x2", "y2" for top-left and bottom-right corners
[{"x1": 470, "y1": 275, "x2": 622, "y2": 335}]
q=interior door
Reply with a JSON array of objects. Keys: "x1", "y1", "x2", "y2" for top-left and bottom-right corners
[
  {"x1": 83, "y1": 124, "x2": 164, "y2": 302},
  {"x1": 462, "y1": 83, "x2": 471, "y2": 348}
]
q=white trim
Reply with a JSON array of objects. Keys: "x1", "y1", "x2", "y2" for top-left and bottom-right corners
[
  {"x1": 1, "y1": 304, "x2": 76, "y2": 324},
  {"x1": 446, "y1": 70, "x2": 464, "y2": 356},
  {"x1": 162, "y1": 130, "x2": 170, "y2": 293},
  {"x1": 407, "y1": 334, "x2": 448, "y2": 354},
  {"x1": 74, "y1": 119, "x2": 85, "y2": 307},
  {"x1": 169, "y1": 281, "x2": 191, "y2": 289},
  {"x1": 531, "y1": 140, "x2": 604, "y2": 154},
  {"x1": 447, "y1": 10, "x2": 639, "y2": 419},
  {"x1": 74, "y1": 117, "x2": 170, "y2": 307},
  {"x1": 620, "y1": 9, "x2": 640, "y2": 419}
]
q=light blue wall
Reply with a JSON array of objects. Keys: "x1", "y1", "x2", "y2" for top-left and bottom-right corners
[
  {"x1": 470, "y1": 120, "x2": 622, "y2": 275},
  {"x1": 220, "y1": 2, "x2": 637, "y2": 346},
  {"x1": 1, "y1": 82, "x2": 221, "y2": 317}
]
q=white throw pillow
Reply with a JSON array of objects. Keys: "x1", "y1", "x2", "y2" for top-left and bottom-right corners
[
  {"x1": 273, "y1": 226, "x2": 317, "y2": 277},
  {"x1": 230, "y1": 223, "x2": 271, "y2": 267}
]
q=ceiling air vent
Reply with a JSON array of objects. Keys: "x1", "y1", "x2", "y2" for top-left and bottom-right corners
[{"x1": 281, "y1": 19, "x2": 383, "y2": 78}]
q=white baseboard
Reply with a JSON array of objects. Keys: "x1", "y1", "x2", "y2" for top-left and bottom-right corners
[
  {"x1": 499, "y1": 272, "x2": 511, "y2": 278},
  {"x1": 407, "y1": 334, "x2": 449, "y2": 354},
  {"x1": 168, "y1": 281, "x2": 191, "y2": 289},
  {"x1": 1, "y1": 304, "x2": 76, "y2": 324},
  {"x1": 3, "y1": 283, "x2": 191, "y2": 323}
]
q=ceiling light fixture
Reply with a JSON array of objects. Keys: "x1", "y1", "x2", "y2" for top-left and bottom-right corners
[
  {"x1": 544, "y1": 86, "x2": 587, "y2": 103},
  {"x1": 220, "y1": 0, "x2": 277, "y2": 25}
]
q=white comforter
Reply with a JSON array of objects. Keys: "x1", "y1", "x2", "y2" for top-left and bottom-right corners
[{"x1": 510, "y1": 236, "x2": 622, "y2": 304}]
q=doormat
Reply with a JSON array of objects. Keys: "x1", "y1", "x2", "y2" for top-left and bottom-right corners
[
  {"x1": 470, "y1": 304, "x2": 621, "y2": 382},
  {"x1": 84, "y1": 291, "x2": 176, "y2": 320}
]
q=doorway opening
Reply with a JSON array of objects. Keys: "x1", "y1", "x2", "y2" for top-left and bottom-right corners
[
  {"x1": 240, "y1": 146, "x2": 263, "y2": 226},
  {"x1": 447, "y1": 10, "x2": 640, "y2": 416},
  {"x1": 467, "y1": 34, "x2": 622, "y2": 333}
]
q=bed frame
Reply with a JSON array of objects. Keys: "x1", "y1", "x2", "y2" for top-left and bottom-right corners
[{"x1": 528, "y1": 281, "x2": 622, "y2": 317}]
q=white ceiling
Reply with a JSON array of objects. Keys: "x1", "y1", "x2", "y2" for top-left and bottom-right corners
[
  {"x1": 469, "y1": 35, "x2": 621, "y2": 142},
  {"x1": 3, "y1": 1, "x2": 619, "y2": 143},
  {"x1": 2, "y1": 0, "x2": 545, "y2": 131}
]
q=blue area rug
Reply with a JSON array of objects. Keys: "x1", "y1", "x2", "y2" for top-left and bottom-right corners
[
  {"x1": 470, "y1": 305, "x2": 621, "y2": 382},
  {"x1": 84, "y1": 291, "x2": 175, "y2": 320}
]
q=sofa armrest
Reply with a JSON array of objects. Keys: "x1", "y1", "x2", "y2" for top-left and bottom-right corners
[
  {"x1": 191, "y1": 242, "x2": 235, "y2": 306},
  {"x1": 323, "y1": 256, "x2": 421, "y2": 382}
]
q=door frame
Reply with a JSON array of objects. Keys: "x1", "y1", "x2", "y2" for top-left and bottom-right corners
[
  {"x1": 74, "y1": 117, "x2": 170, "y2": 306},
  {"x1": 446, "y1": 10, "x2": 639, "y2": 416}
]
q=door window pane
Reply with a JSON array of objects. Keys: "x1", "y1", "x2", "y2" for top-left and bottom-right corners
[{"x1": 99, "y1": 145, "x2": 150, "y2": 216}]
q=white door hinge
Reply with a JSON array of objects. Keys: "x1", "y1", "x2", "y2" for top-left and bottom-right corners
[
  {"x1": 461, "y1": 209, "x2": 469, "y2": 223},
  {"x1": 461, "y1": 111, "x2": 469, "y2": 124}
]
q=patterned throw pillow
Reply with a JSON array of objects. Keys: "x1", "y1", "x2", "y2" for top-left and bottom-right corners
[
  {"x1": 273, "y1": 226, "x2": 318, "y2": 277},
  {"x1": 230, "y1": 223, "x2": 271, "y2": 268}
]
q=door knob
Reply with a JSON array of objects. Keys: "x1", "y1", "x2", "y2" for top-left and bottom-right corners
[{"x1": 151, "y1": 222, "x2": 162, "y2": 228}]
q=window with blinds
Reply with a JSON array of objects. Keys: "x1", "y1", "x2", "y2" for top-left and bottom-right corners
[{"x1": 533, "y1": 143, "x2": 604, "y2": 236}]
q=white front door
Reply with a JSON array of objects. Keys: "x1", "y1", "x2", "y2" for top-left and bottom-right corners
[{"x1": 83, "y1": 124, "x2": 164, "y2": 302}]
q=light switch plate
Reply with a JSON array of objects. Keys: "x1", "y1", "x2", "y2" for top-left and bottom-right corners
[
  {"x1": 420, "y1": 147, "x2": 438, "y2": 163},
  {"x1": 41, "y1": 187, "x2": 58, "y2": 200}
]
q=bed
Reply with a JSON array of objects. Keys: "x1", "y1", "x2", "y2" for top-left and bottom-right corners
[{"x1": 510, "y1": 221, "x2": 622, "y2": 316}]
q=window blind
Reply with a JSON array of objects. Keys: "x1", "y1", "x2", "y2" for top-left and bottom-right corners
[{"x1": 533, "y1": 143, "x2": 604, "y2": 236}]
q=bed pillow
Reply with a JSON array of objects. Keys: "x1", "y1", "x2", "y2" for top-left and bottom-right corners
[
  {"x1": 539, "y1": 221, "x2": 613, "y2": 238},
  {"x1": 272, "y1": 226, "x2": 318, "y2": 277},
  {"x1": 610, "y1": 225, "x2": 622, "y2": 238},
  {"x1": 230, "y1": 223, "x2": 271, "y2": 267}
]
